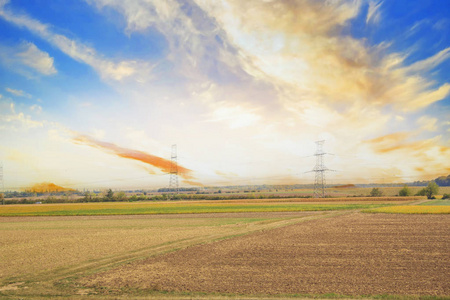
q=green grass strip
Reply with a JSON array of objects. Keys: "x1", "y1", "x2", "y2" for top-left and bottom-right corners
[
  {"x1": 420, "y1": 199, "x2": 450, "y2": 206},
  {"x1": 0, "y1": 202, "x2": 392, "y2": 216}
]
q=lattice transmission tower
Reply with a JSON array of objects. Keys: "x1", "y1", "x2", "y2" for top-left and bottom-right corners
[
  {"x1": 168, "y1": 144, "x2": 179, "y2": 195},
  {"x1": 310, "y1": 140, "x2": 333, "y2": 198}
]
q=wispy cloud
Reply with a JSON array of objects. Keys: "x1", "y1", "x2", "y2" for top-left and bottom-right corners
[
  {"x1": 5, "y1": 87, "x2": 32, "y2": 98},
  {"x1": 87, "y1": 0, "x2": 249, "y2": 85},
  {"x1": 366, "y1": 0, "x2": 383, "y2": 24}
]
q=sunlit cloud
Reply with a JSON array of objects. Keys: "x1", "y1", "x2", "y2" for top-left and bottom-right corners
[
  {"x1": 196, "y1": 0, "x2": 450, "y2": 115},
  {"x1": 417, "y1": 116, "x2": 438, "y2": 132}
]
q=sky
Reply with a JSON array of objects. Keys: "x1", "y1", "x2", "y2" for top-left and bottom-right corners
[{"x1": 0, "y1": 0, "x2": 449, "y2": 190}]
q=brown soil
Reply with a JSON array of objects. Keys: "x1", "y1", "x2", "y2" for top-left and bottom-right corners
[{"x1": 83, "y1": 213, "x2": 450, "y2": 297}]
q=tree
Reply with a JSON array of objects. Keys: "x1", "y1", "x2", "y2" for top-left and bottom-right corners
[
  {"x1": 0, "y1": 193, "x2": 4, "y2": 205},
  {"x1": 105, "y1": 189, "x2": 114, "y2": 201},
  {"x1": 83, "y1": 191, "x2": 92, "y2": 202},
  {"x1": 370, "y1": 188, "x2": 383, "y2": 197},
  {"x1": 425, "y1": 181, "x2": 439, "y2": 199},
  {"x1": 116, "y1": 191, "x2": 127, "y2": 201},
  {"x1": 398, "y1": 185, "x2": 411, "y2": 196},
  {"x1": 416, "y1": 181, "x2": 439, "y2": 199}
]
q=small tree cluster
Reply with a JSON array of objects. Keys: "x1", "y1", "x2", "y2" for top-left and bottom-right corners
[{"x1": 415, "y1": 181, "x2": 439, "y2": 199}]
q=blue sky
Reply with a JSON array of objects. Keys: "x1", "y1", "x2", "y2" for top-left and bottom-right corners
[{"x1": 0, "y1": 0, "x2": 449, "y2": 190}]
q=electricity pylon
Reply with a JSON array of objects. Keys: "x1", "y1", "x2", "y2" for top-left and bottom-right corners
[
  {"x1": 310, "y1": 140, "x2": 334, "y2": 198},
  {"x1": 169, "y1": 144, "x2": 179, "y2": 195}
]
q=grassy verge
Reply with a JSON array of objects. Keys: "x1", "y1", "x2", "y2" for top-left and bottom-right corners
[{"x1": 420, "y1": 199, "x2": 450, "y2": 206}]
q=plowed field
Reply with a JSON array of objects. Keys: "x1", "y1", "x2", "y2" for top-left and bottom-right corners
[{"x1": 83, "y1": 213, "x2": 450, "y2": 297}]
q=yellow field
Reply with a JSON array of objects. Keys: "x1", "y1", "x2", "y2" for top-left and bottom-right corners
[
  {"x1": 364, "y1": 205, "x2": 450, "y2": 214},
  {"x1": 0, "y1": 197, "x2": 416, "y2": 216}
]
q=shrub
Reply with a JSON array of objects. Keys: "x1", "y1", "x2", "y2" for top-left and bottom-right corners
[
  {"x1": 398, "y1": 185, "x2": 411, "y2": 196},
  {"x1": 369, "y1": 188, "x2": 383, "y2": 197},
  {"x1": 442, "y1": 193, "x2": 450, "y2": 199},
  {"x1": 415, "y1": 188, "x2": 427, "y2": 196}
]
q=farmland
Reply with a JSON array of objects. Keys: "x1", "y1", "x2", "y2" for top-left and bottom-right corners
[
  {"x1": 0, "y1": 197, "x2": 449, "y2": 299},
  {"x1": 82, "y1": 213, "x2": 449, "y2": 297}
]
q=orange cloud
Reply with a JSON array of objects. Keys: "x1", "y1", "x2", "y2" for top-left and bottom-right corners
[
  {"x1": 366, "y1": 132, "x2": 449, "y2": 155},
  {"x1": 366, "y1": 132, "x2": 412, "y2": 153},
  {"x1": 182, "y1": 180, "x2": 204, "y2": 187},
  {"x1": 364, "y1": 132, "x2": 450, "y2": 180},
  {"x1": 73, "y1": 134, "x2": 195, "y2": 180},
  {"x1": 27, "y1": 182, "x2": 74, "y2": 193}
]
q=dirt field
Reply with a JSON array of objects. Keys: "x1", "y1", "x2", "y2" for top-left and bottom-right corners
[
  {"x1": 83, "y1": 212, "x2": 450, "y2": 297},
  {"x1": 0, "y1": 212, "x2": 320, "y2": 282}
]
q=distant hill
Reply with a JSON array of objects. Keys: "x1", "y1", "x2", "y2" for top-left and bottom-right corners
[
  {"x1": 408, "y1": 174, "x2": 450, "y2": 187},
  {"x1": 435, "y1": 175, "x2": 450, "y2": 186}
]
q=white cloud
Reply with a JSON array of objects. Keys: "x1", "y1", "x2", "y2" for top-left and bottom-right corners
[
  {"x1": 5, "y1": 87, "x2": 32, "y2": 98},
  {"x1": 30, "y1": 104, "x2": 42, "y2": 114},
  {"x1": 0, "y1": 42, "x2": 56, "y2": 77},
  {"x1": 16, "y1": 41, "x2": 57, "y2": 75},
  {"x1": 0, "y1": 4, "x2": 151, "y2": 82},
  {"x1": 0, "y1": 111, "x2": 44, "y2": 130}
]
